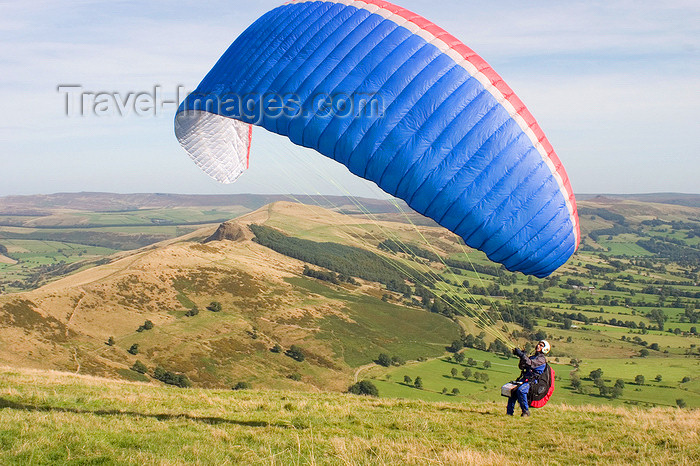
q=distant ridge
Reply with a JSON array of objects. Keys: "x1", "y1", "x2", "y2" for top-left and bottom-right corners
[
  {"x1": 0, "y1": 192, "x2": 403, "y2": 215},
  {"x1": 3, "y1": 192, "x2": 698, "y2": 219},
  {"x1": 577, "y1": 193, "x2": 700, "y2": 208},
  {"x1": 3, "y1": 192, "x2": 698, "y2": 211}
]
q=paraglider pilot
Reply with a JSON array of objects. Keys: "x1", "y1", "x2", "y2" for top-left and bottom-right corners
[{"x1": 507, "y1": 340, "x2": 550, "y2": 417}]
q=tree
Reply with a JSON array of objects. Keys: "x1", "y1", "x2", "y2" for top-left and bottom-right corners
[
  {"x1": 153, "y1": 367, "x2": 191, "y2": 388},
  {"x1": 153, "y1": 366, "x2": 166, "y2": 380},
  {"x1": 376, "y1": 353, "x2": 392, "y2": 367},
  {"x1": 414, "y1": 376, "x2": 424, "y2": 389},
  {"x1": 128, "y1": 344, "x2": 139, "y2": 355},
  {"x1": 488, "y1": 339, "x2": 509, "y2": 356},
  {"x1": 635, "y1": 375, "x2": 645, "y2": 385},
  {"x1": 131, "y1": 360, "x2": 147, "y2": 374},
  {"x1": 207, "y1": 301, "x2": 222, "y2": 312},
  {"x1": 447, "y1": 340, "x2": 464, "y2": 353},
  {"x1": 649, "y1": 342, "x2": 659, "y2": 351},
  {"x1": 676, "y1": 398, "x2": 687, "y2": 408},
  {"x1": 270, "y1": 344, "x2": 282, "y2": 353},
  {"x1": 454, "y1": 352, "x2": 465, "y2": 364},
  {"x1": 173, "y1": 373, "x2": 192, "y2": 388},
  {"x1": 614, "y1": 379, "x2": 625, "y2": 389},
  {"x1": 391, "y1": 355, "x2": 406, "y2": 366},
  {"x1": 451, "y1": 368, "x2": 458, "y2": 378},
  {"x1": 451, "y1": 388, "x2": 460, "y2": 396},
  {"x1": 467, "y1": 358, "x2": 477, "y2": 367},
  {"x1": 137, "y1": 320, "x2": 154, "y2": 332},
  {"x1": 286, "y1": 345, "x2": 305, "y2": 362},
  {"x1": 648, "y1": 308, "x2": 667, "y2": 331},
  {"x1": 464, "y1": 334, "x2": 476, "y2": 348},
  {"x1": 461, "y1": 368, "x2": 472, "y2": 380},
  {"x1": 589, "y1": 368, "x2": 603, "y2": 381},
  {"x1": 233, "y1": 381, "x2": 251, "y2": 390},
  {"x1": 639, "y1": 348, "x2": 649, "y2": 358},
  {"x1": 563, "y1": 318, "x2": 573, "y2": 330},
  {"x1": 570, "y1": 372, "x2": 581, "y2": 390},
  {"x1": 655, "y1": 374, "x2": 662, "y2": 383},
  {"x1": 611, "y1": 386, "x2": 623, "y2": 398},
  {"x1": 185, "y1": 306, "x2": 199, "y2": 317},
  {"x1": 483, "y1": 360, "x2": 492, "y2": 369},
  {"x1": 403, "y1": 375, "x2": 412, "y2": 385}
]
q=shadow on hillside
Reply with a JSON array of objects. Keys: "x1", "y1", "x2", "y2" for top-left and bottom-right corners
[{"x1": 0, "y1": 398, "x2": 295, "y2": 429}]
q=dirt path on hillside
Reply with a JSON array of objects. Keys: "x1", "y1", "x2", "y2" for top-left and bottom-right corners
[
  {"x1": 353, "y1": 363, "x2": 376, "y2": 383},
  {"x1": 66, "y1": 288, "x2": 87, "y2": 330}
]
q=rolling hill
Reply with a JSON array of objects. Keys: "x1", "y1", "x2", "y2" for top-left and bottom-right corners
[{"x1": 0, "y1": 202, "x2": 462, "y2": 392}]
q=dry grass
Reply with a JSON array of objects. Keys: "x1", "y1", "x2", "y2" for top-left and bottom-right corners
[{"x1": 0, "y1": 367, "x2": 698, "y2": 465}]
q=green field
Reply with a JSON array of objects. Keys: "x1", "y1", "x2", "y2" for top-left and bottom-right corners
[
  {"x1": 1, "y1": 238, "x2": 117, "y2": 262},
  {"x1": 596, "y1": 234, "x2": 654, "y2": 256},
  {"x1": 362, "y1": 345, "x2": 700, "y2": 409},
  {"x1": 0, "y1": 205, "x2": 249, "y2": 292}
]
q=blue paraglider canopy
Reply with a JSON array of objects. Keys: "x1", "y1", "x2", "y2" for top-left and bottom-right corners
[{"x1": 175, "y1": 0, "x2": 580, "y2": 277}]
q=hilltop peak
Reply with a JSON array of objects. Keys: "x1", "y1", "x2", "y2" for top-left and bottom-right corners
[{"x1": 204, "y1": 221, "x2": 251, "y2": 243}]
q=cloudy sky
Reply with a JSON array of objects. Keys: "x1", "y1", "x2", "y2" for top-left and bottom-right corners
[{"x1": 1, "y1": 0, "x2": 698, "y2": 197}]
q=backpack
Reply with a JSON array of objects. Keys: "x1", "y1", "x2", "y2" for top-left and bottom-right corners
[{"x1": 528, "y1": 363, "x2": 555, "y2": 408}]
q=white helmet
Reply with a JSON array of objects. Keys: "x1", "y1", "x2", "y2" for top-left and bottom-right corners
[{"x1": 539, "y1": 340, "x2": 551, "y2": 354}]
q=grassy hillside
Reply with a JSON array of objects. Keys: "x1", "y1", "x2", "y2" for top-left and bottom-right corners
[
  {"x1": 0, "y1": 196, "x2": 698, "y2": 410},
  {"x1": 0, "y1": 367, "x2": 697, "y2": 465},
  {"x1": 0, "y1": 194, "x2": 426, "y2": 292},
  {"x1": 0, "y1": 203, "x2": 461, "y2": 393}
]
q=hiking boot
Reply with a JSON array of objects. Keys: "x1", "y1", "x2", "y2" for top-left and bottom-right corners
[{"x1": 521, "y1": 410, "x2": 530, "y2": 417}]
